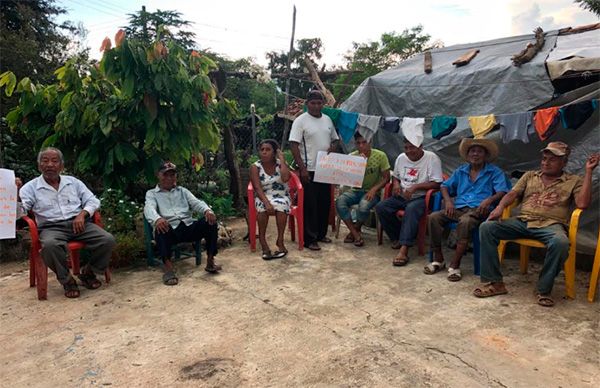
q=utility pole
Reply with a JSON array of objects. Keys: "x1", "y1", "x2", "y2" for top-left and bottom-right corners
[
  {"x1": 141, "y1": 5, "x2": 148, "y2": 42},
  {"x1": 280, "y1": 5, "x2": 296, "y2": 149}
]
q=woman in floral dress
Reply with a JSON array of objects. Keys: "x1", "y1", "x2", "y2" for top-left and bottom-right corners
[{"x1": 250, "y1": 139, "x2": 291, "y2": 259}]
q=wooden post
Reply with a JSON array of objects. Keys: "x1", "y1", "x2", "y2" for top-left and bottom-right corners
[{"x1": 281, "y1": 5, "x2": 296, "y2": 149}]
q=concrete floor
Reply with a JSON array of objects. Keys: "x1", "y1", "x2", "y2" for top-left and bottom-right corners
[{"x1": 1, "y1": 217, "x2": 598, "y2": 387}]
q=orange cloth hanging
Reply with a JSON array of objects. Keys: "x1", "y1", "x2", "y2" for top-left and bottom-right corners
[{"x1": 533, "y1": 107, "x2": 560, "y2": 141}]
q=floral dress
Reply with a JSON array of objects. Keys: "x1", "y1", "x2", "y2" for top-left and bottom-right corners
[{"x1": 254, "y1": 160, "x2": 291, "y2": 214}]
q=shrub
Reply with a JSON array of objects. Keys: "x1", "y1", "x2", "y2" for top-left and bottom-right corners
[{"x1": 99, "y1": 188, "x2": 142, "y2": 235}]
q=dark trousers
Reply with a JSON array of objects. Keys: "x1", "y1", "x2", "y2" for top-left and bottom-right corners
[
  {"x1": 39, "y1": 220, "x2": 116, "y2": 284},
  {"x1": 155, "y1": 220, "x2": 218, "y2": 259},
  {"x1": 303, "y1": 172, "x2": 331, "y2": 245},
  {"x1": 375, "y1": 196, "x2": 425, "y2": 246}
]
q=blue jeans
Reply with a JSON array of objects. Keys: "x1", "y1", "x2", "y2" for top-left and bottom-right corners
[
  {"x1": 375, "y1": 195, "x2": 425, "y2": 246},
  {"x1": 479, "y1": 218, "x2": 570, "y2": 294},
  {"x1": 335, "y1": 190, "x2": 380, "y2": 223}
]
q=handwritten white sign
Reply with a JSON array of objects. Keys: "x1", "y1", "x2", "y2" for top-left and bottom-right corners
[
  {"x1": 0, "y1": 169, "x2": 17, "y2": 239},
  {"x1": 313, "y1": 152, "x2": 367, "y2": 187}
]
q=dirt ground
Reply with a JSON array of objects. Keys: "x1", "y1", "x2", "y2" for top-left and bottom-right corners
[{"x1": 1, "y1": 217, "x2": 598, "y2": 387}]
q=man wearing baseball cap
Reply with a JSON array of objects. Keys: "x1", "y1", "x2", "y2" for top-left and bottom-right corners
[
  {"x1": 473, "y1": 142, "x2": 599, "y2": 306},
  {"x1": 426, "y1": 138, "x2": 510, "y2": 281},
  {"x1": 144, "y1": 161, "x2": 221, "y2": 285}
]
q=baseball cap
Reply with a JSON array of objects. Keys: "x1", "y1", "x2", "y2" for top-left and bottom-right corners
[
  {"x1": 541, "y1": 141, "x2": 570, "y2": 157},
  {"x1": 158, "y1": 161, "x2": 177, "y2": 172}
]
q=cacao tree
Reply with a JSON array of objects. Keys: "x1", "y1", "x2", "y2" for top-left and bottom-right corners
[{"x1": 1, "y1": 30, "x2": 224, "y2": 189}]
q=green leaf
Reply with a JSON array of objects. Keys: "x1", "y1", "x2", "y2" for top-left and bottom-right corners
[
  {"x1": 4, "y1": 72, "x2": 17, "y2": 96},
  {"x1": 100, "y1": 118, "x2": 113, "y2": 136},
  {"x1": 5, "y1": 108, "x2": 21, "y2": 128},
  {"x1": 42, "y1": 133, "x2": 58, "y2": 148},
  {"x1": 60, "y1": 91, "x2": 74, "y2": 111},
  {"x1": 122, "y1": 75, "x2": 135, "y2": 96}
]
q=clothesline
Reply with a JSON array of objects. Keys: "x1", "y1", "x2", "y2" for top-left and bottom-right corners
[{"x1": 300, "y1": 98, "x2": 598, "y2": 146}]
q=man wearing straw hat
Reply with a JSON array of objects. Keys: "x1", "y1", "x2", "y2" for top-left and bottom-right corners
[
  {"x1": 425, "y1": 138, "x2": 510, "y2": 281},
  {"x1": 473, "y1": 142, "x2": 599, "y2": 306}
]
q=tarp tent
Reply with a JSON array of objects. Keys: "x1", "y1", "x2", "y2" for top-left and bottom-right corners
[{"x1": 341, "y1": 26, "x2": 600, "y2": 254}]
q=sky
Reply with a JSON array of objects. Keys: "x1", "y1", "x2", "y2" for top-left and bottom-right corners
[{"x1": 57, "y1": 0, "x2": 598, "y2": 66}]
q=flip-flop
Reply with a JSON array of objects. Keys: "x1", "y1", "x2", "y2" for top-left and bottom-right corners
[
  {"x1": 473, "y1": 282, "x2": 508, "y2": 298},
  {"x1": 537, "y1": 294, "x2": 555, "y2": 307},
  {"x1": 162, "y1": 270, "x2": 179, "y2": 286},
  {"x1": 343, "y1": 233, "x2": 355, "y2": 243},
  {"x1": 77, "y1": 272, "x2": 102, "y2": 290},
  {"x1": 447, "y1": 267, "x2": 462, "y2": 282},
  {"x1": 262, "y1": 250, "x2": 273, "y2": 260},
  {"x1": 306, "y1": 243, "x2": 321, "y2": 251},
  {"x1": 272, "y1": 250, "x2": 288, "y2": 259},
  {"x1": 393, "y1": 256, "x2": 409, "y2": 266},
  {"x1": 63, "y1": 281, "x2": 80, "y2": 298},
  {"x1": 424, "y1": 261, "x2": 445, "y2": 274},
  {"x1": 205, "y1": 263, "x2": 222, "y2": 273}
]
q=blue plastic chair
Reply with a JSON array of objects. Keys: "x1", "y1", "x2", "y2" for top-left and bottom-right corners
[
  {"x1": 428, "y1": 192, "x2": 480, "y2": 276},
  {"x1": 143, "y1": 216, "x2": 202, "y2": 267}
]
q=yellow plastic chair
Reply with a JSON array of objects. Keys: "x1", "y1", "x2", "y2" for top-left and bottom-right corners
[
  {"x1": 586, "y1": 230, "x2": 600, "y2": 303},
  {"x1": 497, "y1": 203, "x2": 583, "y2": 299}
]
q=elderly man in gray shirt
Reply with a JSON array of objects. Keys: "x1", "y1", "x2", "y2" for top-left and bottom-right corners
[
  {"x1": 18, "y1": 147, "x2": 116, "y2": 298},
  {"x1": 144, "y1": 161, "x2": 221, "y2": 285}
]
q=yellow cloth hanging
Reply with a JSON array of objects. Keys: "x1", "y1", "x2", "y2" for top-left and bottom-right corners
[{"x1": 468, "y1": 115, "x2": 497, "y2": 138}]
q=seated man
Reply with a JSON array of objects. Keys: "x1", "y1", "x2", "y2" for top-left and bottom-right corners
[
  {"x1": 375, "y1": 128, "x2": 443, "y2": 266},
  {"x1": 425, "y1": 138, "x2": 510, "y2": 281},
  {"x1": 473, "y1": 142, "x2": 599, "y2": 307},
  {"x1": 144, "y1": 161, "x2": 221, "y2": 285},
  {"x1": 336, "y1": 132, "x2": 390, "y2": 246},
  {"x1": 18, "y1": 147, "x2": 116, "y2": 298}
]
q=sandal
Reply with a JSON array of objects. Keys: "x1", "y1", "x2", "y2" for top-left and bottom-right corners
[
  {"x1": 162, "y1": 270, "x2": 179, "y2": 286},
  {"x1": 77, "y1": 272, "x2": 102, "y2": 290},
  {"x1": 271, "y1": 250, "x2": 288, "y2": 259},
  {"x1": 537, "y1": 294, "x2": 555, "y2": 307},
  {"x1": 391, "y1": 241, "x2": 402, "y2": 250},
  {"x1": 393, "y1": 255, "x2": 409, "y2": 266},
  {"x1": 205, "y1": 263, "x2": 222, "y2": 273},
  {"x1": 262, "y1": 250, "x2": 273, "y2": 260},
  {"x1": 354, "y1": 238, "x2": 364, "y2": 247},
  {"x1": 473, "y1": 282, "x2": 508, "y2": 298},
  {"x1": 343, "y1": 233, "x2": 355, "y2": 243},
  {"x1": 424, "y1": 261, "x2": 445, "y2": 275},
  {"x1": 63, "y1": 280, "x2": 80, "y2": 298},
  {"x1": 447, "y1": 267, "x2": 462, "y2": 282}
]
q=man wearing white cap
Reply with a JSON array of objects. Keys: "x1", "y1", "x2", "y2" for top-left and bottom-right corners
[
  {"x1": 473, "y1": 142, "x2": 599, "y2": 307},
  {"x1": 375, "y1": 124, "x2": 443, "y2": 266},
  {"x1": 425, "y1": 138, "x2": 510, "y2": 281}
]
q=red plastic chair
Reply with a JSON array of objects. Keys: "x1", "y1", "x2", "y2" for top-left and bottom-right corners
[
  {"x1": 376, "y1": 174, "x2": 448, "y2": 255},
  {"x1": 248, "y1": 172, "x2": 304, "y2": 251},
  {"x1": 21, "y1": 212, "x2": 111, "y2": 300}
]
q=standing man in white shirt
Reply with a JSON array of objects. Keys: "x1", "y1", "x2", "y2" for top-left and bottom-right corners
[
  {"x1": 289, "y1": 90, "x2": 339, "y2": 251},
  {"x1": 375, "y1": 127, "x2": 443, "y2": 266},
  {"x1": 18, "y1": 147, "x2": 116, "y2": 298},
  {"x1": 144, "y1": 161, "x2": 221, "y2": 285}
]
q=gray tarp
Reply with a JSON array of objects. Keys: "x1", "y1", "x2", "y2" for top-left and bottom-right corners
[{"x1": 341, "y1": 30, "x2": 599, "y2": 254}]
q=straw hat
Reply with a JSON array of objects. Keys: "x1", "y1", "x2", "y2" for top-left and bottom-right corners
[{"x1": 458, "y1": 138, "x2": 499, "y2": 162}]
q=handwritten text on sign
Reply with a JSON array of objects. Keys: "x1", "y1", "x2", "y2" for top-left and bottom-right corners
[
  {"x1": 313, "y1": 152, "x2": 367, "y2": 187},
  {"x1": 0, "y1": 169, "x2": 17, "y2": 239}
]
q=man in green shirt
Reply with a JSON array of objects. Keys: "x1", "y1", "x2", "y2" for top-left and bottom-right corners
[{"x1": 336, "y1": 132, "x2": 390, "y2": 246}]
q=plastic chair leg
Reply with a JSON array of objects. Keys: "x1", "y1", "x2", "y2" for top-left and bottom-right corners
[
  {"x1": 289, "y1": 215, "x2": 296, "y2": 242},
  {"x1": 519, "y1": 245, "x2": 530, "y2": 274},
  {"x1": 498, "y1": 241, "x2": 507, "y2": 263},
  {"x1": 249, "y1": 216, "x2": 257, "y2": 252},
  {"x1": 335, "y1": 216, "x2": 341, "y2": 239},
  {"x1": 297, "y1": 214, "x2": 304, "y2": 250},
  {"x1": 588, "y1": 240, "x2": 600, "y2": 302},
  {"x1": 70, "y1": 250, "x2": 81, "y2": 275}
]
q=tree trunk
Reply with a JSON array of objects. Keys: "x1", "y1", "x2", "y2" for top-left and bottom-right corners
[{"x1": 222, "y1": 125, "x2": 244, "y2": 212}]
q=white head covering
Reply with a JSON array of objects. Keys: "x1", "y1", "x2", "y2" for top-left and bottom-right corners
[{"x1": 401, "y1": 117, "x2": 425, "y2": 147}]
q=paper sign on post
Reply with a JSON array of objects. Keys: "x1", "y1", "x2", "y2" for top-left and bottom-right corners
[
  {"x1": 313, "y1": 151, "x2": 367, "y2": 188},
  {"x1": 0, "y1": 168, "x2": 17, "y2": 239}
]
